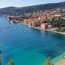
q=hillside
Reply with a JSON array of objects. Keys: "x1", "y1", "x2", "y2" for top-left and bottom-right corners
[{"x1": 0, "y1": 2, "x2": 65, "y2": 16}]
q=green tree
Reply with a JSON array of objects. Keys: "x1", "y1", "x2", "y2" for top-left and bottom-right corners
[
  {"x1": 8, "y1": 58, "x2": 15, "y2": 65},
  {"x1": 0, "y1": 56, "x2": 2, "y2": 65}
]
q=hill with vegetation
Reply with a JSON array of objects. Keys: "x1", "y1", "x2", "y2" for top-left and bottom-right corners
[{"x1": 0, "y1": 2, "x2": 65, "y2": 16}]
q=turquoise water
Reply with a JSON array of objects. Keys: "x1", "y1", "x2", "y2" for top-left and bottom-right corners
[{"x1": 0, "y1": 16, "x2": 65, "y2": 65}]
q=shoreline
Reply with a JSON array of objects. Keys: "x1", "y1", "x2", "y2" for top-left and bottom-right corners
[
  {"x1": 13, "y1": 20, "x2": 65, "y2": 35},
  {"x1": 50, "y1": 31, "x2": 65, "y2": 35},
  {"x1": 31, "y1": 27, "x2": 65, "y2": 35},
  {"x1": 29, "y1": 26, "x2": 65, "y2": 35}
]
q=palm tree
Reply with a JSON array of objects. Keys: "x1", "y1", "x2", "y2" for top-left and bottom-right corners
[
  {"x1": 0, "y1": 50, "x2": 2, "y2": 65},
  {"x1": 0, "y1": 56, "x2": 2, "y2": 65},
  {"x1": 8, "y1": 58, "x2": 15, "y2": 65}
]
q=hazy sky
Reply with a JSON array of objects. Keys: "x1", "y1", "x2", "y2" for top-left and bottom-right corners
[{"x1": 0, "y1": 0, "x2": 65, "y2": 8}]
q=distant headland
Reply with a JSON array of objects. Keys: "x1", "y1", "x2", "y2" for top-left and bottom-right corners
[{"x1": 0, "y1": 2, "x2": 65, "y2": 16}]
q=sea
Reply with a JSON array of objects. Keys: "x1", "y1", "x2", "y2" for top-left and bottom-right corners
[{"x1": 0, "y1": 16, "x2": 65, "y2": 65}]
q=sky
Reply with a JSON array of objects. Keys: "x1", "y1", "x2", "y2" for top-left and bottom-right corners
[{"x1": 0, "y1": 0, "x2": 65, "y2": 8}]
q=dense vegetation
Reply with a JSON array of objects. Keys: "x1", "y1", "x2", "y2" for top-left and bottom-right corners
[
  {"x1": 48, "y1": 18, "x2": 65, "y2": 32},
  {"x1": 49, "y1": 18, "x2": 65, "y2": 27}
]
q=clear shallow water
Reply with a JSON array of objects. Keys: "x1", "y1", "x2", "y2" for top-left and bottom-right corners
[{"x1": 0, "y1": 16, "x2": 65, "y2": 65}]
